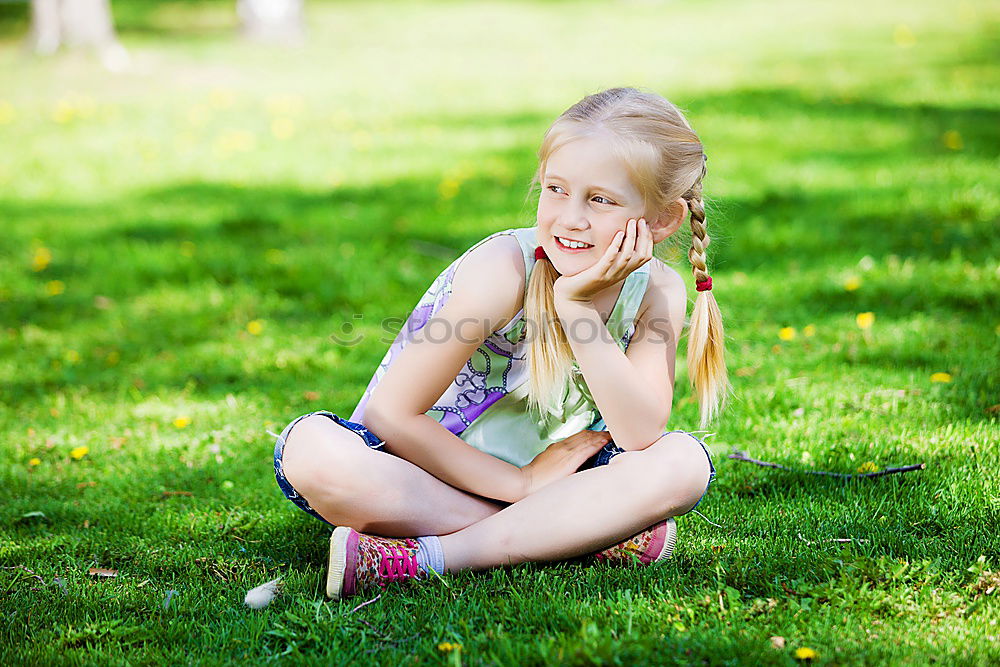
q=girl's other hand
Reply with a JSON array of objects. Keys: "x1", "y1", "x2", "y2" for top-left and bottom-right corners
[
  {"x1": 518, "y1": 429, "x2": 613, "y2": 499},
  {"x1": 552, "y1": 218, "x2": 652, "y2": 305}
]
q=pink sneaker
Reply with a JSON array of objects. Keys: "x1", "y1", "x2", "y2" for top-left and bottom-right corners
[
  {"x1": 591, "y1": 517, "x2": 677, "y2": 565},
  {"x1": 326, "y1": 526, "x2": 427, "y2": 600}
]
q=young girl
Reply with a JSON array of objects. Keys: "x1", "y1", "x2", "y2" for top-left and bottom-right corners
[{"x1": 271, "y1": 87, "x2": 726, "y2": 600}]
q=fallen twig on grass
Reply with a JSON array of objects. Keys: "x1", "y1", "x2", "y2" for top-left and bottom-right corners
[
  {"x1": 2, "y1": 565, "x2": 45, "y2": 584},
  {"x1": 348, "y1": 593, "x2": 382, "y2": 614},
  {"x1": 2, "y1": 565, "x2": 46, "y2": 594},
  {"x1": 728, "y1": 449, "x2": 925, "y2": 479},
  {"x1": 797, "y1": 533, "x2": 869, "y2": 546}
]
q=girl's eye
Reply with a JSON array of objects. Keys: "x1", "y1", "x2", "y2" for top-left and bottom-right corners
[
  {"x1": 546, "y1": 185, "x2": 565, "y2": 194},
  {"x1": 592, "y1": 195, "x2": 614, "y2": 205}
]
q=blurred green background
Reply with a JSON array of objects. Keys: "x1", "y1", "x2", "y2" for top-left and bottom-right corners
[{"x1": 1, "y1": 0, "x2": 998, "y2": 664}]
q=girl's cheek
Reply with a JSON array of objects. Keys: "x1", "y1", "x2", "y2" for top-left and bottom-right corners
[{"x1": 537, "y1": 201, "x2": 557, "y2": 221}]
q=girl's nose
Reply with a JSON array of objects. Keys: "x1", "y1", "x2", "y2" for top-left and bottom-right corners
[{"x1": 562, "y1": 199, "x2": 591, "y2": 230}]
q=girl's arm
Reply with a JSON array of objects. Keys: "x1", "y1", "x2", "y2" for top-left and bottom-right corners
[
  {"x1": 363, "y1": 236, "x2": 529, "y2": 504},
  {"x1": 555, "y1": 262, "x2": 686, "y2": 451},
  {"x1": 553, "y1": 219, "x2": 686, "y2": 451}
]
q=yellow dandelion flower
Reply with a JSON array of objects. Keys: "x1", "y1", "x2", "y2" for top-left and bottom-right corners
[
  {"x1": 843, "y1": 276, "x2": 861, "y2": 291},
  {"x1": 0, "y1": 101, "x2": 16, "y2": 125},
  {"x1": 46, "y1": 280, "x2": 65, "y2": 296},
  {"x1": 213, "y1": 130, "x2": 256, "y2": 156},
  {"x1": 52, "y1": 99, "x2": 76, "y2": 124},
  {"x1": 32, "y1": 247, "x2": 52, "y2": 272},
  {"x1": 857, "y1": 461, "x2": 879, "y2": 474},
  {"x1": 438, "y1": 178, "x2": 460, "y2": 200},
  {"x1": 247, "y1": 320, "x2": 265, "y2": 335},
  {"x1": 173, "y1": 416, "x2": 192, "y2": 429},
  {"x1": 70, "y1": 446, "x2": 89, "y2": 460},
  {"x1": 271, "y1": 116, "x2": 295, "y2": 140},
  {"x1": 778, "y1": 327, "x2": 796, "y2": 341},
  {"x1": 209, "y1": 88, "x2": 236, "y2": 110},
  {"x1": 29, "y1": 457, "x2": 41, "y2": 466},
  {"x1": 351, "y1": 130, "x2": 372, "y2": 151},
  {"x1": 265, "y1": 94, "x2": 304, "y2": 116},
  {"x1": 437, "y1": 642, "x2": 461, "y2": 652},
  {"x1": 942, "y1": 130, "x2": 963, "y2": 151},
  {"x1": 140, "y1": 143, "x2": 159, "y2": 162},
  {"x1": 803, "y1": 324, "x2": 816, "y2": 337},
  {"x1": 795, "y1": 646, "x2": 818, "y2": 660},
  {"x1": 930, "y1": 372, "x2": 952, "y2": 383},
  {"x1": 893, "y1": 24, "x2": 915, "y2": 48},
  {"x1": 856, "y1": 312, "x2": 875, "y2": 329}
]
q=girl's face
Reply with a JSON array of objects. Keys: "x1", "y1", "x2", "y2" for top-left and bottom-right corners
[{"x1": 535, "y1": 132, "x2": 648, "y2": 277}]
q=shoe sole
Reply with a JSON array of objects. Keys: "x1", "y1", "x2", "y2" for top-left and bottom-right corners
[
  {"x1": 655, "y1": 518, "x2": 678, "y2": 561},
  {"x1": 326, "y1": 526, "x2": 353, "y2": 600}
]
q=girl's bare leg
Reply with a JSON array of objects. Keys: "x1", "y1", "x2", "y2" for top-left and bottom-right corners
[
  {"x1": 437, "y1": 432, "x2": 712, "y2": 572},
  {"x1": 280, "y1": 414, "x2": 506, "y2": 537}
]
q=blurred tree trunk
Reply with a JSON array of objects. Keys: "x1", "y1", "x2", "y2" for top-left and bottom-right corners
[
  {"x1": 237, "y1": 0, "x2": 305, "y2": 44},
  {"x1": 27, "y1": 0, "x2": 129, "y2": 71}
]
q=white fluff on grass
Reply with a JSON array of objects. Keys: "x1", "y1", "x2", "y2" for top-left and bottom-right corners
[{"x1": 244, "y1": 578, "x2": 283, "y2": 609}]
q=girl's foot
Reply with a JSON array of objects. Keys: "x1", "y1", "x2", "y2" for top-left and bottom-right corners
[
  {"x1": 590, "y1": 517, "x2": 677, "y2": 565},
  {"x1": 326, "y1": 526, "x2": 429, "y2": 600}
]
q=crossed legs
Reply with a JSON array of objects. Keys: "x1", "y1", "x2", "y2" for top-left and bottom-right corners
[{"x1": 280, "y1": 415, "x2": 711, "y2": 573}]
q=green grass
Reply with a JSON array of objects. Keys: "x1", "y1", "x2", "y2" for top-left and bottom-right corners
[{"x1": 2, "y1": 0, "x2": 999, "y2": 663}]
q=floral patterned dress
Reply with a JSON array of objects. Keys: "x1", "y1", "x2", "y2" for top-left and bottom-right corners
[{"x1": 349, "y1": 226, "x2": 651, "y2": 468}]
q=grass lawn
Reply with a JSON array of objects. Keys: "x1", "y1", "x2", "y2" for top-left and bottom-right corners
[{"x1": 1, "y1": 0, "x2": 998, "y2": 663}]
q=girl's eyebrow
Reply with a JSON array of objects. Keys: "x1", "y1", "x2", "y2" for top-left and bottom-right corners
[{"x1": 544, "y1": 173, "x2": 627, "y2": 200}]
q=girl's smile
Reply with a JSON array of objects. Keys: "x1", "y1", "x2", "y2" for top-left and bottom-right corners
[{"x1": 553, "y1": 235, "x2": 594, "y2": 252}]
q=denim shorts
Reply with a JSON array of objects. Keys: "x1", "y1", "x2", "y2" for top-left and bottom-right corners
[{"x1": 271, "y1": 410, "x2": 716, "y2": 528}]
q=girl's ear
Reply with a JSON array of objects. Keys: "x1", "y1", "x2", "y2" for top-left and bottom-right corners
[{"x1": 648, "y1": 198, "x2": 688, "y2": 243}]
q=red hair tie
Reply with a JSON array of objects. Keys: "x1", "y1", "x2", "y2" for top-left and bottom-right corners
[
  {"x1": 534, "y1": 246, "x2": 548, "y2": 260},
  {"x1": 696, "y1": 277, "x2": 713, "y2": 292}
]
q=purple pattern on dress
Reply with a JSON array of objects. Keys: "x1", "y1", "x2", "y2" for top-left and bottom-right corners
[{"x1": 350, "y1": 231, "x2": 523, "y2": 434}]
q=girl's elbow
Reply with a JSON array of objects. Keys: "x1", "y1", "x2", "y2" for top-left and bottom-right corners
[
  {"x1": 631, "y1": 415, "x2": 672, "y2": 452},
  {"x1": 365, "y1": 394, "x2": 419, "y2": 433},
  {"x1": 363, "y1": 396, "x2": 394, "y2": 433}
]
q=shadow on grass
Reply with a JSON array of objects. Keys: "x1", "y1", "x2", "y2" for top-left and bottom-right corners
[{"x1": 1, "y1": 88, "x2": 997, "y2": 421}]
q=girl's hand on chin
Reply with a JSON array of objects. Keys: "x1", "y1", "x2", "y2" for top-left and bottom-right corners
[{"x1": 553, "y1": 217, "x2": 653, "y2": 305}]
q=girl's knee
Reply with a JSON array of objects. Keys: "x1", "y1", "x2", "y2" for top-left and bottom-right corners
[
  {"x1": 643, "y1": 432, "x2": 713, "y2": 513},
  {"x1": 280, "y1": 415, "x2": 368, "y2": 501}
]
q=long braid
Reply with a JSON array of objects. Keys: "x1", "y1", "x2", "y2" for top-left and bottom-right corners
[
  {"x1": 686, "y1": 183, "x2": 711, "y2": 285},
  {"x1": 684, "y1": 168, "x2": 729, "y2": 427}
]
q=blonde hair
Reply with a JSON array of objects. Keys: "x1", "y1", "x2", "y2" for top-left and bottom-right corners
[{"x1": 524, "y1": 87, "x2": 729, "y2": 428}]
